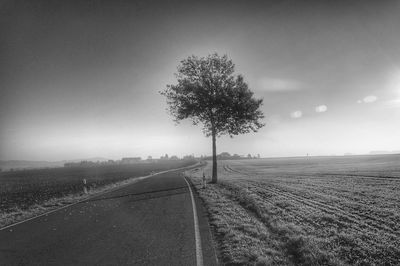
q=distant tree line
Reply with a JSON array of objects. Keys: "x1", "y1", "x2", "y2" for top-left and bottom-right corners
[
  {"x1": 63, "y1": 154, "x2": 196, "y2": 168},
  {"x1": 201, "y1": 152, "x2": 260, "y2": 161}
]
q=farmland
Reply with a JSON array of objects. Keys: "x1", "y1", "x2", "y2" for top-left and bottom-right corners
[
  {"x1": 187, "y1": 154, "x2": 400, "y2": 265},
  {"x1": 0, "y1": 160, "x2": 196, "y2": 214}
]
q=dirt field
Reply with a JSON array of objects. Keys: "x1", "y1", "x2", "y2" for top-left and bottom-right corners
[{"x1": 187, "y1": 155, "x2": 400, "y2": 265}]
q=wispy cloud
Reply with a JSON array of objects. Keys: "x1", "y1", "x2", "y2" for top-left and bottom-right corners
[
  {"x1": 258, "y1": 77, "x2": 302, "y2": 92},
  {"x1": 386, "y1": 68, "x2": 400, "y2": 94},
  {"x1": 290, "y1": 110, "x2": 302, "y2": 119},
  {"x1": 383, "y1": 99, "x2": 400, "y2": 108},
  {"x1": 315, "y1": 105, "x2": 328, "y2": 113},
  {"x1": 382, "y1": 69, "x2": 400, "y2": 108}
]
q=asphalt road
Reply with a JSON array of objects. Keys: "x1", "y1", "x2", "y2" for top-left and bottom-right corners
[{"x1": 0, "y1": 170, "x2": 218, "y2": 265}]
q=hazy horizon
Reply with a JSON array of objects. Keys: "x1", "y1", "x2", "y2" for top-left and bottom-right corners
[
  {"x1": 3, "y1": 151, "x2": 400, "y2": 164},
  {"x1": 1, "y1": 0, "x2": 400, "y2": 161}
]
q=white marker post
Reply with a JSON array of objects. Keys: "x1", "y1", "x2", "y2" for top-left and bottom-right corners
[
  {"x1": 202, "y1": 172, "x2": 206, "y2": 189},
  {"x1": 83, "y1": 178, "x2": 88, "y2": 194}
]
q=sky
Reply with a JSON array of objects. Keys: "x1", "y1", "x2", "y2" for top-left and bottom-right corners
[{"x1": 1, "y1": 0, "x2": 400, "y2": 161}]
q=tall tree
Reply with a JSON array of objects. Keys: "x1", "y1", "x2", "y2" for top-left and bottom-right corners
[{"x1": 161, "y1": 53, "x2": 264, "y2": 183}]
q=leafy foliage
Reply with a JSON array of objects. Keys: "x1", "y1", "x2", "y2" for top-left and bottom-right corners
[{"x1": 161, "y1": 53, "x2": 264, "y2": 137}]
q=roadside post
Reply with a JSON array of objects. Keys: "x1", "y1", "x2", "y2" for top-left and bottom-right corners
[{"x1": 83, "y1": 178, "x2": 88, "y2": 194}]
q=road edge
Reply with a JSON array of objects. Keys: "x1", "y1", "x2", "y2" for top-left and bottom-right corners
[
  {"x1": 184, "y1": 174, "x2": 220, "y2": 266},
  {"x1": 184, "y1": 176, "x2": 204, "y2": 266}
]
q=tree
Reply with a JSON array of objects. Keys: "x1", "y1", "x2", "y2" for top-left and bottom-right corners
[{"x1": 161, "y1": 53, "x2": 264, "y2": 183}]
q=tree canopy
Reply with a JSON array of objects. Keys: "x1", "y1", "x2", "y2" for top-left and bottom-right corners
[{"x1": 161, "y1": 53, "x2": 265, "y2": 182}]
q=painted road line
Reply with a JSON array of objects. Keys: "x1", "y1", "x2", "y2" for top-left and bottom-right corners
[
  {"x1": 184, "y1": 176, "x2": 204, "y2": 266},
  {"x1": 0, "y1": 163, "x2": 200, "y2": 232}
]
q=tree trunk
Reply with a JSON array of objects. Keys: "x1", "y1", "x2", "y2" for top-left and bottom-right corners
[{"x1": 211, "y1": 131, "x2": 218, "y2": 183}]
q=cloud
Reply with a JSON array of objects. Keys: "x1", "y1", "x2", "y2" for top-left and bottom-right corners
[
  {"x1": 258, "y1": 77, "x2": 302, "y2": 92},
  {"x1": 315, "y1": 105, "x2": 327, "y2": 113},
  {"x1": 363, "y1": 95, "x2": 377, "y2": 103},
  {"x1": 290, "y1": 110, "x2": 302, "y2": 118},
  {"x1": 384, "y1": 69, "x2": 400, "y2": 108},
  {"x1": 357, "y1": 95, "x2": 378, "y2": 104}
]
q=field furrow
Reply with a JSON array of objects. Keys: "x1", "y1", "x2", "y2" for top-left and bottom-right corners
[{"x1": 249, "y1": 181, "x2": 399, "y2": 237}]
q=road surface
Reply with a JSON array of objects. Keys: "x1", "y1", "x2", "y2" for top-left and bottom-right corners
[{"x1": 0, "y1": 169, "x2": 218, "y2": 265}]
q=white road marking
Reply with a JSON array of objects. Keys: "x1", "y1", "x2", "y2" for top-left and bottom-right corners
[
  {"x1": 184, "y1": 176, "x2": 204, "y2": 266},
  {"x1": 0, "y1": 163, "x2": 201, "y2": 232}
]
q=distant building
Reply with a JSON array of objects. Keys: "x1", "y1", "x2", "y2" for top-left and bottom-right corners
[{"x1": 121, "y1": 157, "x2": 142, "y2": 164}]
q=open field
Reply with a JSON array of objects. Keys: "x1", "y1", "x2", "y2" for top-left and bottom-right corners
[
  {"x1": 187, "y1": 154, "x2": 400, "y2": 265},
  {"x1": 0, "y1": 160, "x2": 195, "y2": 214}
]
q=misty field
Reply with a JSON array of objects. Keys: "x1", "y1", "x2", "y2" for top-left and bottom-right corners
[
  {"x1": 188, "y1": 154, "x2": 400, "y2": 265},
  {"x1": 0, "y1": 160, "x2": 195, "y2": 213}
]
